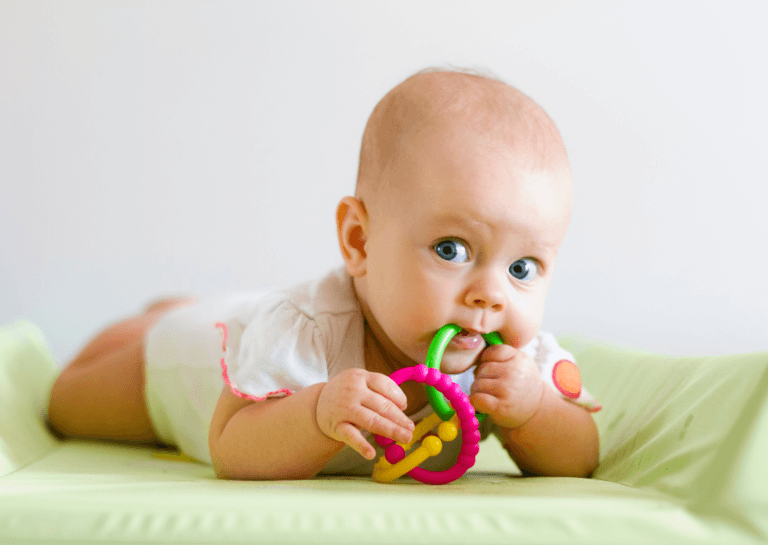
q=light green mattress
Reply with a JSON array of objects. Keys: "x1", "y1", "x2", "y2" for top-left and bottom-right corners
[{"x1": 1, "y1": 320, "x2": 766, "y2": 544}]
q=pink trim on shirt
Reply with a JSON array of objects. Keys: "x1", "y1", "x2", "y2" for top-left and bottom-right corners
[
  {"x1": 216, "y1": 321, "x2": 228, "y2": 350},
  {"x1": 215, "y1": 322, "x2": 293, "y2": 402}
]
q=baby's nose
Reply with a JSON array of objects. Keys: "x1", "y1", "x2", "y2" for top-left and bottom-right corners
[
  {"x1": 465, "y1": 278, "x2": 505, "y2": 312},
  {"x1": 470, "y1": 296, "x2": 504, "y2": 312}
]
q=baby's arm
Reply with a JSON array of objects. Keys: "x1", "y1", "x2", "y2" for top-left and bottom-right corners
[
  {"x1": 470, "y1": 344, "x2": 599, "y2": 477},
  {"x1": 209, "y1": 369, "x2": 414, "y2": 480}
]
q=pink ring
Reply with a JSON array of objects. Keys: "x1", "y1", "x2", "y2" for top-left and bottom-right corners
[{"x1": 374, "y1": 364, "x2": 480, "y2": 485}]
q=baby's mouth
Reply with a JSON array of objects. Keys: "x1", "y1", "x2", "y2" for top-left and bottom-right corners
[{"x1": 449, "y1": 328, "x2": 485, "y2": 350}]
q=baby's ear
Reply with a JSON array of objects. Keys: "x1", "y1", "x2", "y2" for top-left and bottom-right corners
[{"x1": 336, "y1": 196, "x2": 368, "y2": 277}]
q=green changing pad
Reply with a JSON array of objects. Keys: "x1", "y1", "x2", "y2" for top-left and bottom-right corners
[{"x1": 0, "y1": 321, "x2": 766, "y2": 544}]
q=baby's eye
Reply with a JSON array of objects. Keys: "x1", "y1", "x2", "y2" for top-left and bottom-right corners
[
  {"x1": 434, "y1": 240, "x2": 469, "y2": 263},
  {"x1": 509, "y1": 258, "x2": 538, "y2": 282}
]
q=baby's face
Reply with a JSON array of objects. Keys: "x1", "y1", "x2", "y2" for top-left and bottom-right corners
[{"x1": 357, "y1": 123, "x2": 572, "y2": 375}]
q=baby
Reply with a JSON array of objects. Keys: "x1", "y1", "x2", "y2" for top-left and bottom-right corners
[{"x1": 47, "y1": 68, "x2": 600, "y2": 481}]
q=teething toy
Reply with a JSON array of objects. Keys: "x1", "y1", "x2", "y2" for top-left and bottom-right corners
[
  {"x1": 426, "y1": 324, "x2": 502, "y2": 422},
  {"x1": 372, "y1": 325, "x2": 502, "y2": 484}
]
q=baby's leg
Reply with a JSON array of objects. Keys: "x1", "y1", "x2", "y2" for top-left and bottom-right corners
[{"x1": 47, "y1": 298, "x2": 196, "y2": 443}]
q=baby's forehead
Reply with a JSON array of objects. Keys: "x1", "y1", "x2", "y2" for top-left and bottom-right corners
[{"x1": 358, "y1": 71, "x2": 570, "y2": 217}]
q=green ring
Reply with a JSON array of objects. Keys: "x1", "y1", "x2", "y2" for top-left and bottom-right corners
[{"x1": 425, "y1": 324, "x2": 502, "y2": 422}]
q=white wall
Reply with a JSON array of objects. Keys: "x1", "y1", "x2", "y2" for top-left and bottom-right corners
[{"x1": 1, "y1": 1, "x2": 766, "y2": 363}]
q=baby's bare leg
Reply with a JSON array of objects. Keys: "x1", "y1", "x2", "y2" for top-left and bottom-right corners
[{"x1": 47, "y1": 298, "x2": 195, "y2": 443}]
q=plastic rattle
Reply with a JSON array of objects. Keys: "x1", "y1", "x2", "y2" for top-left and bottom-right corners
[
  {"x1": 426, "y1": 324, "x2": 502, "y2": 423},
  {"x1": 372, "y1": 325, "x2": 502, "y2": 484}
]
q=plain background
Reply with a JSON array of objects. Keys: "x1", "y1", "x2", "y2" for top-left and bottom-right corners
[{"x1": 1, "y1": 1, "x2": 766, "y2": 365}]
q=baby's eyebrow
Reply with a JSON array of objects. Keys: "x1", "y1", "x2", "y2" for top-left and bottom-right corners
[
  {"x1": 429, "y1": 211, "x2": 560, "y2": 260},
  {"x1": 429, "y1": 211, "x2": 493, "y2": 232}
]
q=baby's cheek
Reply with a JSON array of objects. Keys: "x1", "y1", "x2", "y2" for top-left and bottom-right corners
[
  {"x1": 499, "y1": 326, "x2": 529, "y2": 348},
  {"x1": 506, "y1": 305, "x2": 545, "y2": 348},
  {"x1": 396, "y1": 291, "x2": 434, "y2": 331},
  {"x1": 410, "y1": 282, "x2": 449, "y2": 326}
]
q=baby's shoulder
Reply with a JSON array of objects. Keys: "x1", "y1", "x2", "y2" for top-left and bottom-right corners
[
  {"x1": 237, "y1": 266, "x2": 360, "y2": 330},
  {"x1": 277, "y1": 266, "x2": 360, "y2": 320},
  {"x1": 232, "y1": 267, "x2": 364, "y2": 363}
]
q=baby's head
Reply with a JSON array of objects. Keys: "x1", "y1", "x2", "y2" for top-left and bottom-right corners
[{"x1": 337, "y1": 68, "x2": 573, "y2": 374}]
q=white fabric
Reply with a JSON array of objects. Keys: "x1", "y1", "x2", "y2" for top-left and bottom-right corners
[
  {"x1": 144, "y1": 292, "x2": 270, "y2": 463},
  {"x1": 144, "y1": 268, "x2": 365, "y2": 464},
  {"x1": 519, "y1": 331, "x2": 600, "y2": 410},
  {"x1": 221, "y1": 267, "x2": 365, "y2": 401},
  {"x1": 144, "y1": 266, "x2": 597, "y2": 469}
]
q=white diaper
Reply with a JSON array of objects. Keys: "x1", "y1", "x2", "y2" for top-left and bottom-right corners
[{"x1": 144, "y1": 292, "x2": 267, "y2": 464}]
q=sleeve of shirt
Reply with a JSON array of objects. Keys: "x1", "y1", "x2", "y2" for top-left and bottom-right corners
[
  {"x1": 521, "y1": 331, "x2": 602, "y2": 412},
  {"x1": 215, "y1": 293, "x2": 329, "y2": 402}
]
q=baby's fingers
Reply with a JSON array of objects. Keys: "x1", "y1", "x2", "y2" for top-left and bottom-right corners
[
  {"x1": 365, "y1": 372, "x2": 409, "y2": 411},
  {"x1": 479, "y1": 343, "x2": 517, "y2": 364},
  {"x1": 470, "y1": 377, "x2": 504, "y2": 416},
  {"x1": 360, "y1": 395, "x2": 414, "y2": 441},
  {"x1": 469, "y1": 392, "x2": 500, "y2": 416},
  {"x1": 334, "y1": 422, "x2": 377, "y2": 460},
  {"x1": 471, "y1": 376, "x2": 508, "y2": 398},
  {"x1": 347, "y1": 405, "x2": 413, "y2": 443}
]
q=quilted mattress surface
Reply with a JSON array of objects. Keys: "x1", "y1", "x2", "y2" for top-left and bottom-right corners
[{"x1": 1, "y1": 321, "x2": 766, "y2": 544}]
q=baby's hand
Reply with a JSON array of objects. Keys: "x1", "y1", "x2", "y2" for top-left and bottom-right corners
[
  {"x1": 316, "y1": 369, "x2": 415, "y2": 460},
  {"x1": 469, "y1": 344, "x2": 544, "y2": 429}
]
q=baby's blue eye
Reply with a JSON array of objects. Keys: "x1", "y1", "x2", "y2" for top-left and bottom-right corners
[
  {"x1": 434, "y1": 240, "x2": 469, "y2": 263},
  {"x1": 509, "y1": 259, "x2": 538, "y2": 282}
]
